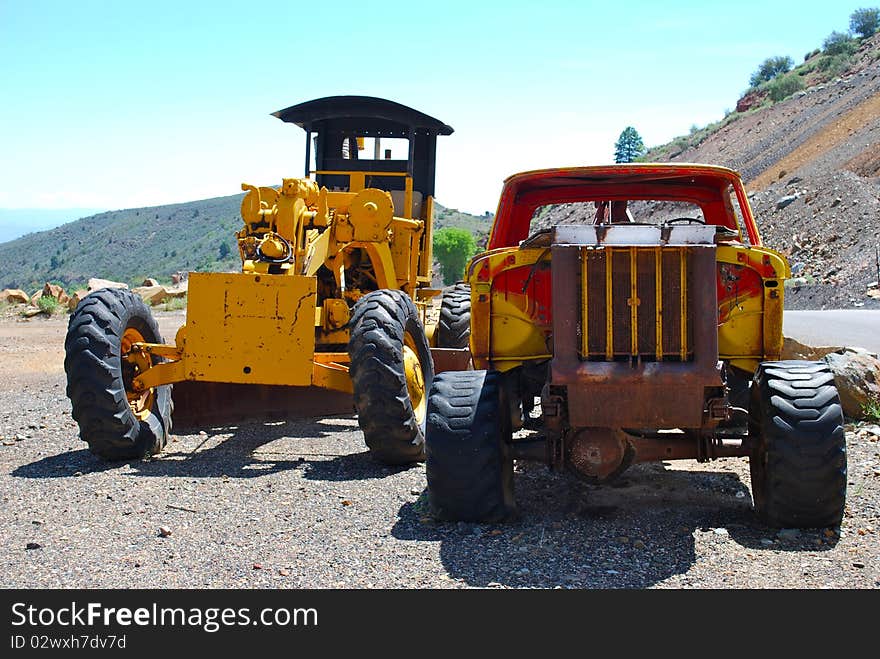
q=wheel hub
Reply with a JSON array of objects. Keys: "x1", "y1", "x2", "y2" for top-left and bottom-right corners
[
  {"x1": 403, "y1": 334, "x2": 426, "y2": 425},
  {"x1": 121, "y1": 327, "x2": 154, "y2": 420}
]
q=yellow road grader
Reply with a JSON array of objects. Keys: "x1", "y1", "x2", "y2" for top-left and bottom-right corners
[{"x1": 64, "y1": 96, "x2": 470, "y2": 465}]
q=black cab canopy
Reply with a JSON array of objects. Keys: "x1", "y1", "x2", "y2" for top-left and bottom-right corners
[{"x1": 273, "y1": 95, "x2": 452, "y2": 199}]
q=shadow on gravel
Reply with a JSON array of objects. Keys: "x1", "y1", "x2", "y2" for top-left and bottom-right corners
[
  {"x1": 13, "y1": 415, "x2": 418, "y2": 483},
  {"x1": 299, "y1": 452, "x2": 414, "y2": 482},
  {"x1": 128, "y1": 417, "x2": 398, "y2": 480},
  {"x1": 726, "y1": 524, "x2": 840, "y2": 552},
  {"x1": 13, "y1": 416, "x2": 409, "y2": 482},
  {"x1": 391, "y1": 461, "x2": 828, "y2": 588},
  {"x1": 12, "y1": 449, "x2": 120, "y2": 479}
]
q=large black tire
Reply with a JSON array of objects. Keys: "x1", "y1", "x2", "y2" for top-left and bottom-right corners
[
  {"x1": 64, "y1": 288, "x2": 173, "y2": 460},
  {"x1": 436, "y1": 283, "x2": 470, "y2": 349},
  {"x1": 348, "y1": 289, "x2": 434, "y2": 465},
  {"x1": 426, "y1": 370, "x2": 515, "y2": 522},
  {"x1": 748, "y1": 360, "x2": 847, "y2": 528}
]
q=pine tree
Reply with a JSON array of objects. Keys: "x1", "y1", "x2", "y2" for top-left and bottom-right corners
[{"x1": 614, "y1": 127, "x2": 646, "y2": 163}]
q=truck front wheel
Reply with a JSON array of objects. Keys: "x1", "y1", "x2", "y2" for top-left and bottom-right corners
[
  {"x1": 748, "y1": 360, "x2": 846, "y2": 528},
  {"x1": 426, "y1": 370, "x2": 515, "y2": 522}
]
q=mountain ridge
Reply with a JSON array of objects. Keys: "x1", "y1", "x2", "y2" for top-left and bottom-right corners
[{"x1": 0, "y1": 193, "x2": 492, "y2": 293}]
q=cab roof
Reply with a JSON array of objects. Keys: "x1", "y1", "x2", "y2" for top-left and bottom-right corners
[
  {"x1": 273, "y1": 95, "x2": 454, "y2": 137},
  {"x1": 488, "y1": 163, "x2": 759, "y2": 249}
]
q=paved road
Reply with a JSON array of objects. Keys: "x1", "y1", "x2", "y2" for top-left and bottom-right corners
[{"x1": 784, "y1": 310, "x2": 880, "y2": 353}]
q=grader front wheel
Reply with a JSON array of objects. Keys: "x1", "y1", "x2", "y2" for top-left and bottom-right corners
[
  {"x1": 64, "y1": 289, "x2": 173, "y2": 460},
  {"x1": 348, "y1": 289, "x2": 434, "y2": 465}
]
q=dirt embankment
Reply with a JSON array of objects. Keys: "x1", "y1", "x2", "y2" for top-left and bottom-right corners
[
  {"x1": 531, "y1": 45, "x2": 880, "y2": 310},
  {"x1": 665, "y1": 34, "x2": 880, "y2": 309}
]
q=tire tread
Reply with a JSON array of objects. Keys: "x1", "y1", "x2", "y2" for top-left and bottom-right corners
[
  {"x1": 64, "y1": 288, "x2": 172, "y2": 460},
  {"x1": 749, "y1": 360, "x2": 846, "y2": 528},
  {"x1": 426, "y1": 370, "x2": 515, "y2": 522}
]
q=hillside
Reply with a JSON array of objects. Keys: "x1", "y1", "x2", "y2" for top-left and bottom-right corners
[
  {"x1": 644, "y1": 31, "x2": 880, "y2": 310},
  {"x1": 533, "y1": 32, "x2": 880, "y2": 310},
  {"x1": 0, "y1": 195, "x2": 492, "y2": 293}
]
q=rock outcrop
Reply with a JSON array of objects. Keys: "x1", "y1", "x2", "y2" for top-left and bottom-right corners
[
  {"x1": 132, "y1": 285, "x2": 169, "y2": 306},
  {"x1": 822, "y1": 347, "x2": 880, "y2": 420},
  {"x1": 67, "y1": 290, "x2": 89, "y2": 311},
  {"x1": 781, "y1": 336, "x2": 843, "y2": 361},
  {"x1": 41, "y1": 283, "x2": 69, "y2": 306},
  {"x1": 87, "y1": 278, "x2": 128, "y2": 292},
  {"x1": 0, "y1": 289, "x2": 29, "y2": 305}
]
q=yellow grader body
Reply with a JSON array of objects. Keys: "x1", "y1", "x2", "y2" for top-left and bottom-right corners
[
  {"x1": 64, "y1": 96, "x2": 469, "y2": 465},
  {"x1": 130, "y1": 172, "x2": 438, "y2": 397}
]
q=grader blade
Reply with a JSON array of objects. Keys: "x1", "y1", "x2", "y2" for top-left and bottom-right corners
[
  {"x1": 170, "y1": 347, "x2": 467, "y2": 430},
  {"x1": 430, "y1": 347, "x2": 472, "y2": 373},
  {"x1": 170, "y1": 381, "x2": 353, "y2": 430}
]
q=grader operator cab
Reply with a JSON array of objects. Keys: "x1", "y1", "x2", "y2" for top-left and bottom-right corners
[
  {"x1": 425, "y1": 164, "x2": 847, "y2": 529},
  {"x1": 65, "y1": 96, "x2": 469, "y2": 466}
]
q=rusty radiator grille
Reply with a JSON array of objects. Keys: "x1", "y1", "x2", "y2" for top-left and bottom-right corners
[{"x1": 579, "y1": 247, "x2": 694, "y2": 361}]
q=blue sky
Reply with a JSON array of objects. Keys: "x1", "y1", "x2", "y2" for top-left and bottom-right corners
[{"x1": 0, "y1": 0, "x2": 860, "y2": 218}]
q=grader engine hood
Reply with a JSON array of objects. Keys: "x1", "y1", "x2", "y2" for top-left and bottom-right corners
[{"x1": 549, "y1": 223, "x2": 723, "y2": 429}]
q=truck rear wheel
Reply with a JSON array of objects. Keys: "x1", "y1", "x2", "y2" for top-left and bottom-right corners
[
  {"x1": 426, "y1": 370, "x2": 515, "y2": 521},
  {"x1": 748, "y1": 360, "x2": 847, "y2": 528},
  {"x1": 436, "y1": 283, "x2": 470, "y2": 349},
  {"x1": 64, "y1": 288, "x2": 173, "y2": 460},
  {"x1": 348, "y1": 289, "x2": 434, "y2": 465}
]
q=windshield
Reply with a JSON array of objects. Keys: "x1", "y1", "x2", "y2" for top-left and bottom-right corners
[{"x1": 529, "y1": 199, "x2": 711, "y2": 235}]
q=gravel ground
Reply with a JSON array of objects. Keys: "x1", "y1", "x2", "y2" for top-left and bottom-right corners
[{"x1": 1, "y1": 311, "x2": 878, "y2": 589}]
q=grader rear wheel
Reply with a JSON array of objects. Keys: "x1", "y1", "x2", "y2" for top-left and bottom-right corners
[
  {"x1": 348, "y1": 289, "x2": 434, "y2": 465},
  {"x1": 64, "y1": 288, "x2": 173, "y2": 460},
  {"x1": 436, "y1": 283, "x2": 471, "y2": 349}
]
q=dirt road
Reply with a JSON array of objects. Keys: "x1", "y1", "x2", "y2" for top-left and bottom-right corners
[{"x1": 1, "y1": 312, "x2": 878, "y2": 588}]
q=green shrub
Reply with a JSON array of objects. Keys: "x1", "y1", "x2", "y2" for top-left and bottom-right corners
[
  {"x1": 161, "y1": 295, "x2": 187, "y2": 312},
  {"x1": 818, "y1": 52, "x2": 854, "y2": 76},
  {"x1": 672, "y1": 137, "x2": 690, "y2": 152},
  {"x1": 797, "y1": 58, "x2": 817, "y2": 75},
  {"x1": 823, "y1": 31, "x2": 858, "y2": 56},
  {"x1": 36, "y1": 295, "x2": 61, "y2": 315},
  {"x1": 749, "y1": 55, "x2": 794, "y2": 87},
  {"x1": 850, "y1": 7, "x2": 880, "y2": 38},
  {"x1": 863, "y1": 396, "x2": 880, "y2": 421},
  {"x1": 767, "y1": 73, "x2": 804, "y2": 101},
  {"x1": 433, "y1": 227, "x2": 478, "y2": 286}
]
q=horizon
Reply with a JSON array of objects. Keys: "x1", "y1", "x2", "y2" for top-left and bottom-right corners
[{"x1": 0, "y1": 0, "x2": 861, "y2": 226}]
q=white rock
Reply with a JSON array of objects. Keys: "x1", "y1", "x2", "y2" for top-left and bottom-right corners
[{"x1": 88, "y1": 278, "x2": 128, "y2": 292}]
